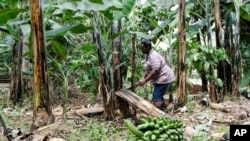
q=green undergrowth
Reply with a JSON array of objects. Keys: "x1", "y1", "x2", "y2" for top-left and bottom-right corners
[
  {"x1": 65, "y1": 119, "x2": 131, "y2": 141},
  {"x1": 0, "y1": 105, "x2": 31, "y2": 132}
]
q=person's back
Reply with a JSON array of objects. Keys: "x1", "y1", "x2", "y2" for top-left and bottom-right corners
[{"x1": 146, "y1": 49, "x2": 174, "y2": 84}]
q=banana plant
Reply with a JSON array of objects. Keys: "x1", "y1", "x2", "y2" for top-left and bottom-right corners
[
  {"x1": 48, "y1": 56, "x2": 74, "y2": 122},
  {"x1": 43, "y1": 0, "x2": 136, "y2": 119},
  {"x1": 0, "y1": 0, "x2": 29, "y2": 104},
  {"x1": 186, "y1": 41, "x2": 228, "y2": 87}
]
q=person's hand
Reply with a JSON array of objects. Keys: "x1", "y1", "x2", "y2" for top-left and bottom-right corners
[{"x1": 139, "y1": 79, "x2": 147, "y2": 86}]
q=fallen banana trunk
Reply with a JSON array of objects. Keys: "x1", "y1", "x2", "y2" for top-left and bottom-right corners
[
  {"x1": 115, "y1": 90, "x2": 174, "y2": 119},
  {"x1": 200, "y1": 98, "x2": 230, "y2": 113},
  {"x1": 209, "y1": 103, "x2": 230, "y2": 113},
  {"x1": 74, "y1": 107, "x2": 104, "y2": 116}
]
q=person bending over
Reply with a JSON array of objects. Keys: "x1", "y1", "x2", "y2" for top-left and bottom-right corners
[{"x1": 138, "y1": 39, "x2": 175, "y2": 108}]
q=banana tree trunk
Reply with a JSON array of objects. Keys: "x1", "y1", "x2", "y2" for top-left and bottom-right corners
[
  {"x1": 232, "y1": 1, "x2": 241, "y2": 99},
  {"x1": 30, "y1": 0, "x2": 54, "y2": 130},
  {"x1": 177, "y1": 0, "x2": 187, "y2": 107},
  {"x1": 214, "y1": 0, "x2": 226, "y2": 101},
  {"x1": 224, "y1": 16, "x2": 232, "y2": 93},
  {"x1": 206, "y1": 0, "x2": 217, "y2": 102},
  {"x1": 10, "y1": 30, "x2": 22, "y2": 105},
  {"x1": 93, "y1": 12, "x2": 115, "y2": 120},
  {"x1": 112, "y1": 21, "x2": 131, "y2": 118}
]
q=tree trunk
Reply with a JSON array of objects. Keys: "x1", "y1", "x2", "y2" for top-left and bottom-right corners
[
  {"x1": 112, "y1": 21, "x2": 131, "y2": 118},
  {"x1": 232, "y1": 1, "x2": 241, "y2": 99},
  {"x1": 93, "y1": 12, "x2": 114, "y2": 120},
  {"x1": 115, "y1": 90, "x2": 173, "y2": 119},
  {"x1": 177, "y1": 0, "x2": 187, "y2": 107},
  {"x1": 10, "y1": 30, "x2": 22, "y2": 105},
  {"x1": 210, "y1": 67, "x2": 217, "y2": 102},
  {"x1": 200, "y1": 69, "x2": 208, "y2": 92},
  {"x1": 224, "y1": 18, "x2": 232, "y2": 93},
  {"x1": 30, "y1": 0, "x2": 54, "y2": 130},
  {"x1": 214, "y1": 0, "x2": 226, "y2": 101},
  {"x1": 206, "y1": 0, "x2": 217, "y2": 102}
]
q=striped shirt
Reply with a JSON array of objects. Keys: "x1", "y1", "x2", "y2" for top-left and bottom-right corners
[{"x1": 144, "y1": 49, "x2": 175, "y2": 84}]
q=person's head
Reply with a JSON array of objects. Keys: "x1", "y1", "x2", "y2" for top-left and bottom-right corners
[{"x1": 140, "y1": 39, "x2": 152, "y2": 54}]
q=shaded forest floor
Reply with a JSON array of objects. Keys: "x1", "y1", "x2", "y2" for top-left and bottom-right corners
[{"x1": 0, "y1": 83, "x2": 250, "y2": 141}]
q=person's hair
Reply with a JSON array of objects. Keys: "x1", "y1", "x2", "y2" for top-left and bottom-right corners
[{"x1": 141, "y1": 39, "x2": 152, "y2": 49}]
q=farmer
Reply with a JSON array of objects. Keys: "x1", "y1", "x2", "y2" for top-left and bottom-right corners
[{"x1": 137, "y1": 39, "x2": 175, "y2": 109}]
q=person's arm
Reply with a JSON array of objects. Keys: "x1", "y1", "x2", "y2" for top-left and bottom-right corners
[{"x1": 139, "y1": 69, "x2": 160, "y2": 86}]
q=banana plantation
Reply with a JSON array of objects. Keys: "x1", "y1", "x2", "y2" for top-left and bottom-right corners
[{"x1": 0, "y1": 0, "x2": 250, "y2": 140}]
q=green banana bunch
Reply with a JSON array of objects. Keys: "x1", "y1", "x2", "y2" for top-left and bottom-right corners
[{"x1": 124, "y1": 116, "x2": 185, "y2": 141}]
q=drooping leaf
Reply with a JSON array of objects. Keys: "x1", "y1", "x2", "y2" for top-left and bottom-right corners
[
  {"x1": 51, "y1": 40, "x2": 68, "y2": 60},
  {"x1": 101, "y1": 10, "x2": 113, "y2": 20},
  {"x1": 188, "y1": 19, "x2": 206, "y2": 37},
  {"x1": 112, "y1": 0, "x2": 135, "y2": 20},
  {"x1": 111, "y1": 31, "x2": 128, "y2": 40},
  {"x1": 46, "y1": 24, "x2": 91, "y2": 37},
  {"x1": 122, "y1": 0, "x2": 136, "y2": 15},
  {"x1": 70, "y1": 24, "x2": 94, "y2": 34},
  {"x1": 89, "y1": 0, "x2": 104, "y2": 4},
  {"x1": 240, "y1": 5, "x2": 250, "y2": 21},
  {"x1": 4, "y1": 0, "x2": 18, "y2": 9},
  {"x1": 151, "y1": 20, "x2": 169, "y2": 35},
  {"x1": 0, "y1": 8, "x2": 26, "y2": 25},
  {"x1": 101, "y1": 5, "x2": 123, "y2": 20},
  {"x1": 46, "y1": 25, "x2": 73, "y2": 37}
]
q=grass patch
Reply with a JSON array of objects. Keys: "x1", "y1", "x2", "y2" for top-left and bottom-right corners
[
  {"x1": 0, "y1": 105, "x2": 31, "y2": 132},
  {"x1": 217, "y1": 125, "x2": 229, "y2": 133},
  {"x1": 66, "y1": 119, "x2": 129, "y2": 141}
]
